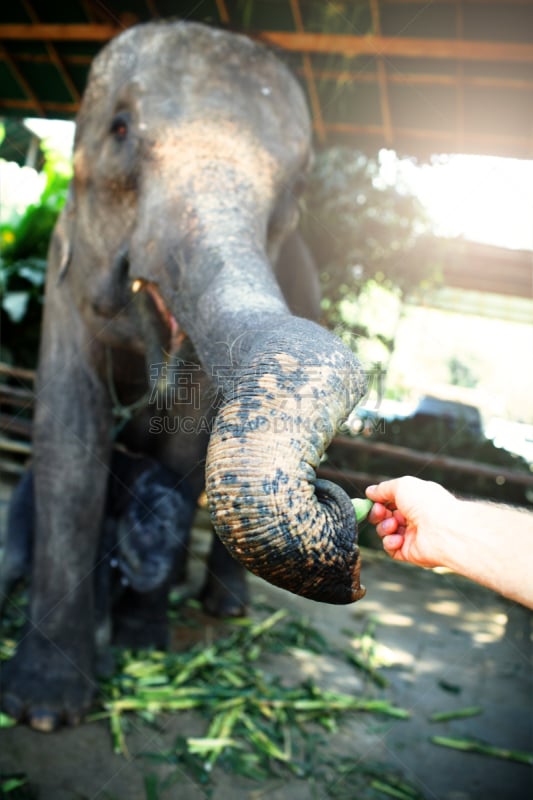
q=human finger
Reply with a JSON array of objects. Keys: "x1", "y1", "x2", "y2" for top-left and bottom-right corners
[
  {"x1": 368, "y1": 502, "x2": 392, "y2": 525},
  {"x1": 382, "y1": 533, "x2": 404, "y2": 553},
  {"x1": 376, "y1": 516, "x2": 399, "y2": 538},
  {"x1": 366, "y1": 480, "x2": 402, "y2": 507},
  {"x1": 393, "y1": 509, "x2": 406, "y2": 526}
]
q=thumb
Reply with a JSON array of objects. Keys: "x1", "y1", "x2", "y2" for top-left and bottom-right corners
[{"x1": 365, "y1": 479, "x2": 401, "y2": 506}]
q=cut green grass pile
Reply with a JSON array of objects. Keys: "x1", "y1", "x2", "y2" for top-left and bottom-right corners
[{"x1": 93, "y1": 607, "x2": 408, "y2": 794}]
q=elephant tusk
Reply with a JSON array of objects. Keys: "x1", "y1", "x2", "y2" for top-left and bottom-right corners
[{"x1": 131, "y1": 278, "x2": 185, "y2": 355}]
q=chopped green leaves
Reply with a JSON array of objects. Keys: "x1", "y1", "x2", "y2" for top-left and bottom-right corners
[{"x1": 99, "y1": 609, "x2": 408, "y2": 790}]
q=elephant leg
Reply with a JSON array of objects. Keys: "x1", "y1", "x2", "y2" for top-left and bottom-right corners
[
  {"x1": 93, "y1": 516, "x2": 117, "y2": 677},
  {"x1": 200, "y1": 535, "x2": 249, "y2": 618},
  {"x1": 112, "y1": 583, "x2": 170, "y2": 650},
  {"x1": 0, "y1": 325, "x2": 112, "y2": 731},
  {"x1": 0, "y1": 468, "x2": 34, "y2": 617},
  {"x1": 1, "y1": 466, "x2": 115, "y2": 677}
]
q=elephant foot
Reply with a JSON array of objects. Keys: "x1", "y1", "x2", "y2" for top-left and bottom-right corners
[
  {"x1": 112, "y1": 614, "x2": 169, "y2": 650},
  {"x1": 112, "y1": 586, "x2": 169, "y2": 649},
  {"x1": 95, "y1": 646, "x2": 117, "y2": 679},
  {"x1": 199, "y1": 571, "x2": 249, "y2": 618},
  {"x1": 200, "y1": 537, "x2": 249, "y2": 617},
  {"x1": 0, "y1": 630, "x2": 95, "y2": 731}
]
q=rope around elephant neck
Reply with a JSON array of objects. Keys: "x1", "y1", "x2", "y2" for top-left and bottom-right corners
[{"x1": 105, "y1": 347, "x2": 151, "y2": 439}]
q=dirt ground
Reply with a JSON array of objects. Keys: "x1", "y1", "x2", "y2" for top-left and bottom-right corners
[{"x1": 0, "y1": 486, "x2": 531, "y2": 800}]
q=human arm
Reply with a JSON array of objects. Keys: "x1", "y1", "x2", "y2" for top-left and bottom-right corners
[{"x1": 365, "y1": 476, "x2": 533, "y2": 610}]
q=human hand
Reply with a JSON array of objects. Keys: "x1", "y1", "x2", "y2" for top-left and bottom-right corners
[
  {"x1": 365, "y1": 476, "x2": 459, "y2": 568},
  {"x1": 365, "y1": 477, "x2": 533, "y2": 609}
]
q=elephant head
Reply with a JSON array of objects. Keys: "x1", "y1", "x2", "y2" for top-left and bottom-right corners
[{"x1": 62, "y1": 22, "x2": 367, "y2": 604}]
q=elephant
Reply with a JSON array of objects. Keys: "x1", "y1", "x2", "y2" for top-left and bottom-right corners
[
  {"x1": 0, "y1": 450, "x2": 196, "y2": 653},
  {"x1": 0, "y1": 20, "x2": 367, "y2": 731}
]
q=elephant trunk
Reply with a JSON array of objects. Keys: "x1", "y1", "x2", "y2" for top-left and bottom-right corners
[
  {"x1": 205, "y1": 315, "x2": 367, "y2": 605},
  {"x1": 130, "y1": 162, "x2": 367, "y2": 604}
]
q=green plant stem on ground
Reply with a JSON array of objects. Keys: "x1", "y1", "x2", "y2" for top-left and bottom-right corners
[
  {"x1": 430, "y1": 735, "x2": 533, "y2": 765},
  {"x1": 429, "y1": 707, "x2": 483, "y2": 723}
]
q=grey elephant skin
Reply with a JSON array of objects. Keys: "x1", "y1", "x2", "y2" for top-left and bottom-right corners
[{"x1": 0, "y1": 21, "x2": 367, "y2": 731}]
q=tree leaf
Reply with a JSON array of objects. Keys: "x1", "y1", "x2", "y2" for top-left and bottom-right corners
[{"x1": 2, "y1": 291, "x2": 30, "y2": 322}]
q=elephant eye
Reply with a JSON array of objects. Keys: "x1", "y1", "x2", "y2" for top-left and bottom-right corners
[{"x1": 110, "y1": 112, "x2": 130, "y2": 142}]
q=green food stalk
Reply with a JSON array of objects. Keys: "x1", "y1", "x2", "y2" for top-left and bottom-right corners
[{"x1": 352, "y1": 498, "x2": 373, "y2": 524}]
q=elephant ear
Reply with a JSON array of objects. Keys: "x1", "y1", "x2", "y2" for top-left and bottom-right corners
[
  {"x1": 274, "y1": 230, "x2": 321, "y2": 321},
  {"x1": 54, "y1": 185, "x2": 76, "y2": 285}
]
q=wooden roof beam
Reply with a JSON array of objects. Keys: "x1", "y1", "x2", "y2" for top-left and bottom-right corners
[
  {"x1": 298, "y1": 67, "x2": 533, "y2": 91},
  {"x1": 0, "y1": 97, "x2": 79, "y2": 114},
  {"x1": 8, "y1": 54, "x2": 532, "y2": 91},
  {"x1": 0, "y1": 44, "x2": 45, "y2": 116},
  {"x1": 80, "y1": 0, "x2": 115, "y2": 25},
  {"x1": 0, "y1": 24, "x2": 122, "y2": 41},
  {"x1": 21, "y1": 0, "x2": 80, "y2": 104},
  {"x1": 258, "y1": 33, "x2": 533, "y2": 64},
  {"x1": 455, "y1": 0, "x2": 465, "y2": 152},
  {"x1": 370, "y1": 0, "x2": 393, "y2": 147},
  {"x1": 12, "y1": 52, "x2": 93, "y2": 65},
  {"x1": 1, "y1": 27, "x2": 533, "y2": 65},
  {"x1": 40, "y1": 45, "x2": 81, "y2": 103},
  {"x1": 215, "y1": 0, "x2": 231, "y2": 25},
  {"x1": 289, "y1": 0, "x2": 326, "y2": 144},
  {"x1": 323, "y1": 121, "x2": 533, "y2": 155}
]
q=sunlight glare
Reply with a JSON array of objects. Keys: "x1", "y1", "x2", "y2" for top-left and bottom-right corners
[
  {"x1": 381, "y1": 150, "x2": 533, "y2": 252},
  {"x1": 24, "y1": 118, "x2": 75, "y2": 157}
]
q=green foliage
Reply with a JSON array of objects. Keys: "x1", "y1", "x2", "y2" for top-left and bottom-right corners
[
  {"x1": 448, "y1": 356, "x2": 479, "y2": 388},
  {"x1": 302, "y1": 147, "x2": 442, "y2": 340},
  {"x1": 0, "y1": 148, "x2": 69, "y2": 367}
]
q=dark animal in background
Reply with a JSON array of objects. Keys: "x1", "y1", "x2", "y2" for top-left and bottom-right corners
[
  {"x1": 0, "y1": 21, "x2": 366, "y2": 731},
  {"x1": 0, "y1": 451, "x2": 196, "y2": 653}
]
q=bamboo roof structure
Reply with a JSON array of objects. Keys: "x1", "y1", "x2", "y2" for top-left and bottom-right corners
[
  {"x1": 1, "y1": 2, "x2": 532, "y2": 304},
  {"x1": 0, "y1": 0, "x2": 532, "y2": 160}
]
